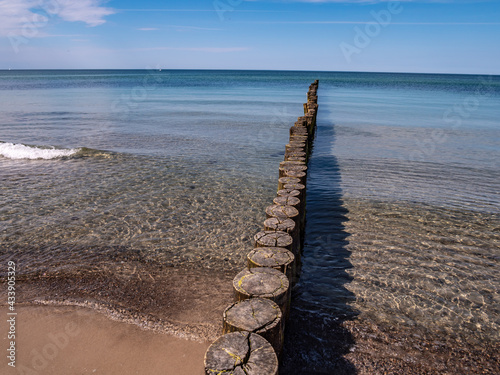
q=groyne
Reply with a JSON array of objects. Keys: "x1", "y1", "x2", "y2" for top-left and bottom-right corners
[{"x1": 204, "y1": 80, "x2": 319, "y2": 374}]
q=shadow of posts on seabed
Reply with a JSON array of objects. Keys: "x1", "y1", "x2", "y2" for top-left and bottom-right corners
[{"x1": 280, "y1": 123, "x2": 358, "y2": 374}]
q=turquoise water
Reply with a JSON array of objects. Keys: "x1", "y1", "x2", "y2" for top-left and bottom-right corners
[{"x1": 1, "y1": 70, "x2": 499, "y2": 371}]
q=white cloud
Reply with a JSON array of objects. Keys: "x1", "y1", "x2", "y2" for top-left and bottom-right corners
[
  {"x1": 0, "y1": 0, "x2": 114, "y2": 37},
  {"x1": 55, "y1": 0, "x2": 114, "y2": 27},
  {"x1": 0, "y1": 0, "x2": 39, "y2": 36}
]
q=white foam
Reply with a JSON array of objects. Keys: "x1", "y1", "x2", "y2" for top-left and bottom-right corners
[{"x1": 0, "y1": 142, "x2": 79, "y2": 160}]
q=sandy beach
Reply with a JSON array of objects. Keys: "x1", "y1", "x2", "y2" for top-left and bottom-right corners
[
  {"x1": 1, "y1": 305, "x2": 210, "y2": 375},
  {"x1": 1, "y1": 265, "x2": 236, "y2": 374}
]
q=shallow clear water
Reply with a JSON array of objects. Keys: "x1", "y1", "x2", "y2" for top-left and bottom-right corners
[
  {"x1": 282, "y1": 74, "x2": 499, "y2": 372},
  {"x1": 1, "y1": 70, "x2": 499, "y2": 370}
]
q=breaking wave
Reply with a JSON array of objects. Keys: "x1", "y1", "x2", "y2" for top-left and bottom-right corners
[{"x1": 0, "y1": 142, "x2": 79, "y2": 160}]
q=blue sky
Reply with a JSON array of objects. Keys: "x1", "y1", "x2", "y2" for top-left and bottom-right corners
[{"x1": 0, "y1": 0, "x2": 499, "y2": 73}]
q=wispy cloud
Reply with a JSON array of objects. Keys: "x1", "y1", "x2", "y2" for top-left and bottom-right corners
[
  {"x1": 137, "y1": 25, "x2": 223, "y2": 31},
  {"x1": 41, "y1": 34, "x2": 94, "y2": 37},
  {"x1": 0, "y1": 0, "x2": 114, "y2": 37},
  {"x1": 137, "y1": 47, "x2": 250, "y2": 53},
  {"x1": 55, "y1": 0, "x2": 114, "y2": 26},
  {"x1": 118, "y1": 8, "x2": 292, "y2": 13},
  {"x1": 240, "y1": 20, "x2": 500, "y2": 25},
  {"x1": 166, "y1": 25, "x2": 224, "y2": 31},
  {"x1": 0, "y1": 0, "x2": 39, "y2": 36}
]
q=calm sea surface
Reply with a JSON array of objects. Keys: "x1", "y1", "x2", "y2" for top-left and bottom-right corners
[{"x1": 1, "y1": 70, "x2": 499, "y2": 370}]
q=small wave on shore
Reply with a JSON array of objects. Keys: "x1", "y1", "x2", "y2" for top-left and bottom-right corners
[
  {"x1": 0, "y1": 142, "x2": 79, "y2": 160},
  {"x1": 0, "y1": 142, "x2": 114, "y2": 160}
]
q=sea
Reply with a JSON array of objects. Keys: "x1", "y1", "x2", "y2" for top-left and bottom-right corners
[{"x1": 1, "y1": 70, "x2": 499, "y2": 373}]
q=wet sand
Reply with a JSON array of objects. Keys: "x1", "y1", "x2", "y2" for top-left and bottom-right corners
[
  {"x1": 1, "y1": 305, "x2": 210, "y2": 375},
  {"x1": 0, "y1": 265, "x2": 236, "y2": 374}
]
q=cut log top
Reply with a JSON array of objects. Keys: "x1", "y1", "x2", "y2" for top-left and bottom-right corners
[
  {"x1": 276, "y1": 188, "x2": 300, "y2": 198},
  {"x1": 285, "y1": 150, "x2": 306, "y2": 156},
  {"x1": 204, "y1": 331, "x2": 278, "y2": 375},
  {"x1": 283, "y1": 169, "x2": 306, "y2": 179},
  {"x1": 286, "y1": 156, "x2": 306, "y2": 162},
  {"x1": 279, "y1": 164, "x2": 307, "y2": 174},
  {"x1": 280, "y1": 160, "x2": 306, "y2": 168},
  {"x1": 278, "y1": 176, "x2": 301, "y2": 190},
  {"x1": 289, "y1": 135, "x2": 308, "y2": 142},
  {"x1": 278, "y1": 176, "x2": 300, "y2": 185},
  {"x1": 254, "y1": 230, "x2": 293, "y2": 249},
  {"x1": 284, "y1": 152, "x2": 306, "y2": 160},
  {"x1": 286, "y1": 141, "x2": 306, "y2": 148},
  {"x1": 285, "y1": 145, "x2": 305, "y2": 152},
  {"x1": 223, "y1": 298, "x2": 282, "y2": 334},
  {"x1": 264, "y1": 216, "x2": 296, "y2": 232},
  {"x1": 283, "y1": 182, "x2": 305, "y2": 191},
  {"x1": 247, "y1": 247, "x2": 294, "y2": 271},
  {"x1": 233, "y1": 267, "x2": 289, "y2": 300},
  {"x1": 265, "y1": 204, "x2": 299, "y2": 220},
  {"x1": 273, "y1": 196, "x2": 300, "y2": 207}
]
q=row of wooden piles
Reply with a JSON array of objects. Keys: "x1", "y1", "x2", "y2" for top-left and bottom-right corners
[{"x1": 204, "y1": 80, "x2": 319, "y2": 375}]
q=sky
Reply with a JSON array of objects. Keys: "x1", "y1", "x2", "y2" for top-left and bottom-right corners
[{"x1": 0, "y1": 0, "x2": 499, "y2": 74}]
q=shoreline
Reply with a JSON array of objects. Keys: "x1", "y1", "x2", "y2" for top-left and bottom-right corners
[
  {"x1": 2, "y1": 259, "x2": 498, "y2": 374},
  {"x1": 1, "y1": 263, "x2": 236, "y2": 343},
  {"x1": 0, "y1": 304, "x2": 210, "y2": 375},
  {"x1": 4, "y1": 301, "x2": 497, "y2": 374}
]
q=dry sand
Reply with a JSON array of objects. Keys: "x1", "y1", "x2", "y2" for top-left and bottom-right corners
[{"x1": 1, "y1": 305, "x2": 210, "y2": 375}]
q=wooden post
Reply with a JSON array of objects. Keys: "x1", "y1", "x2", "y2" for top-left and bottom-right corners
[
  {"x1": 282, "y1": 183, "x2": 306, "y2": 235},
  {"x1": 289, "y1": 135, "x2": 308, "y2": 143},
  {"x1": 273, "y1": 196, "x2": 300, "y2": 210},
  {"x1": 263, "y1": 216, "x2": 300, "y2": 257},
  {"x1": 286, "y1": 142, "x2": 307, "y2": 151},
  {"x1": 254, "y1": 230, "x2": 293, "y2": 251},
  {"x1": 276, "y1": 188, "x2": 300, "y2": 199},
  {"x1": 223, "y1": 298, "x2": 284, "y2": 357},
  {"x1": 280, "y1": 160, "x2": 306, "y2": 168},
  {"x1": 283, "y1": 169, "x2": 307, "y2": 185},
  {"x1": 204, "y1": 331, "x2": 278, "y2": 375},
  {"x1": 284, "y1": 151, "x2": 307, "y2": 162},
  {"x1": 233, "y1": 267, "x2": 290, "y2": 317},
  {"x1": 290, "y1": 126, "x2": 308, "y2": 136},
  {"x1": 277, "y1": 176, "x2": 300, "y2": 190},
  {"x1": 265, "y1": 204, "x2": 300, "y2": 227},
  {"x1": 286, "y1": 156, "x2": 306, "y2": 163},
  {"x1": 285, "y1": 146, "x2": 306, "y2": 155},
  {"x1": 247, "y1": 247, "x2": 295, "y2": 281}
]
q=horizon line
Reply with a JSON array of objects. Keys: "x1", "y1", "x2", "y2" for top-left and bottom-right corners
[{"x1": 0, "y1": 68, "x2": 498, "y2": 77}]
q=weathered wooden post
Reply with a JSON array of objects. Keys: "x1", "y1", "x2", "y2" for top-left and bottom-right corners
[
  {"x1": 223, "y1": 298, "x2": 284, "y2": 357},
  {"x1": 254, "y1": 230, "x2": 293, "y2": 251},
  {"x1": 265, "y1": 204, "x2": 300, "y2": 228},
  {"x1": 204, "y1": 331, "x2": 279, "y2": 375},
  {"x1": 263, "y1": 216, "x2": 299, "y2": 253},
  {"x1": 247, "y1": 247, "x2": 295, "y2": 282},
  {"x1": 277, "y1": 176, "x2": 301, "y2": 191},
  {"x1": 233, "y1": 267, "x2": 290, "y2": 318}
]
